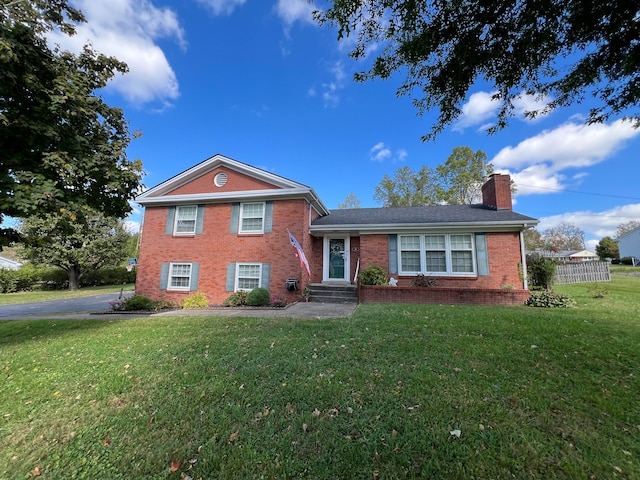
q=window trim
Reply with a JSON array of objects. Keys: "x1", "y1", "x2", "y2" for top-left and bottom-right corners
[
  {"x1": 168, "y1": 262, "x2": 192, "y2": 291},
  {"x1": 398, "y1": 233, "x2": 477, "y2": 276},
  {"x1": 235, "y1": 263, "x2": 263, "y2": 291},
  {"x1": 239, "y1": 202, "x2": 266, "y2": 234},
  {"x1": 173, "y1": 205, "x2": 198, "y2": 235}
]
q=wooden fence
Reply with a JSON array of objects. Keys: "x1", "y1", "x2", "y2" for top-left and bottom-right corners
[{"x1": 554, "y1": 261, "x2": 610, "y2": 285}]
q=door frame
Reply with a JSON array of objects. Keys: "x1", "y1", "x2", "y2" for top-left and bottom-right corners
[{"x1": 322, "y1": 236, "x2": 351, "y2": 282}]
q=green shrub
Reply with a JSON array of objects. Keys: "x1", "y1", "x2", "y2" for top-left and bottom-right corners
[
  {"x1": 359, "y1": 265, "x2": 388, "y2": 286},
  {"x1": 122, "y1": 295, "x2": 155, "y2": 311},
  {"x1": 526, "y1": 253, "x2": 557, "y2": 291},
  {"x1": 223, "y1": 290, "x2": 249, "y2": 307},
  {"x1": 0, "y1": 267, "x2": 39, "y2": 293},
  {"x1": 246, "y1": 287, "x2": 270, "y2": 306},
  {"x1": 412, "y1": 274, "x2": 438, "y2": 287},
  {"x1": 182, "y1": 291, "x2": 210, "y2": 309},
  {"x1": 81, "y1": 267, "x2": 136, "y2": 287},
  {"x1": 525, "y1": 291, "x2": 576, "y2": 308}
]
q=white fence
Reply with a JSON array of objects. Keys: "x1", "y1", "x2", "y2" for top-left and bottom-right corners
[{"x1": 554, "y1": 261, "x2": 610, "y2": 285}]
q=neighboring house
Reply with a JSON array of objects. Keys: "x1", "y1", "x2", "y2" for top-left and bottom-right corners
[
  {"x1": 0, "y1": 256, "x2": 22, "y2": 270},
  {"x1": 534, "y1": 249, "x2": 599, "y2": 262},
  {"x1": 618, "y1": 226, "x2": 640, "y2": 263},
  {"x1": 135, "y1": 154, "x2": 539, "y2": 306}
]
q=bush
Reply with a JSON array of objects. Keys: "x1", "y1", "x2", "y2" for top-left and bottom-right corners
[
  {"x1": 0, "y1": 266, "x2": 39, "y2": 293},
  {"x1": 359, "y1": 265, "x2": 388, "y2": 286},
  {"x1": 246, "y1": 287, "x2": 270, "y2": 306},
  {"x1": 122, "y1": 295, "x2": 155, "y2": 311},
  {"x1": 412, "y1": 274, "x2": 438, "y2": 287},
  {"x1": 270, "y1": 294, "x2": 287, "y2": 307},
  {"x1": 526, "y1": 253, "x2": 557, "y2": 291},
  {"x1": 81, "y1": 267, "x2": 136, "y2": 287},
  {"x1": 223, "y1": 290, "x2": 249, "y2": 307},
  {"x1": 182, "y1": 291, "x2": 210, "y2": 309},
  {"x1": 525, "y1": 291, "x2": 576, "y2": 308}
]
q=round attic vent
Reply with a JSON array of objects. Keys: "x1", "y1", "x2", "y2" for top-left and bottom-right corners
[{"x1": 214, "y1": 172, "x2": 228, "y2": 187}]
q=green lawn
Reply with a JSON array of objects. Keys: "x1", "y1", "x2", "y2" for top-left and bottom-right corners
[
  {"x1": 0, "y1": 284, "x2": 135, "y2": 305},
  {"x1": 0, "y1": 277, "x2": 638, "y2": 479}
]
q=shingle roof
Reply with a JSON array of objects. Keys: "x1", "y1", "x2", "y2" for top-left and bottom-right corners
[{"x1": 310, "y1": 204, "x2": 537, "y2": 231}]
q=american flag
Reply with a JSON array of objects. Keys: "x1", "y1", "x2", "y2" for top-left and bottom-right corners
[{"x1": 288, "y1": 231, "x2": 311, "y2": 277}]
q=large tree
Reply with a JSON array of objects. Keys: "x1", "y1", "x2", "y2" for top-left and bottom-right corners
[
  {"x1": 337, "y1": 192, "x2": 362, "y2": 209},
  {"x1": 315, "y1": 1, "x2": 640, "y2": 140},
  {"x1": 19, "y1": 209, "x2": 130, "y2": 291},
  {"x1": 1, "y1": 0, "x2": 143, "y2": 245},
  {"x1": 595, "y1": 236, "x2": 619, "y2": 260},
  {"x1": 541, "y1": 221, "x2": 585, "y2": 251},
  {"x1": 374, "y1": 146, "x2": 494, "y2": 207},
  {"x1": 615, "y1": 220, "x2": 640, "y2": 239}
]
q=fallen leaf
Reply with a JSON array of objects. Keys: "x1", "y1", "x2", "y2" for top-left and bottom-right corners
[
  {"x1": 613, "y1": 466, "x2": 623, "y2": 473},
  {"x1": 29, "y1": 466, "x2": 43, "y2": 477},
  {"x1": 229, "y1": 431, "x2": 239, "y2": 442},
  {"x1": 450, "y1": 429, "x2": 461, "y2": 438},
  {"x1": 180, "y1": 473, "x2": 193, "y2": 480},
  {"x1": 479, "y1": 423, "x2": 485, "y2": 431},
  {"x1": 170, "y1": 460, "x2": 181, "y2": 472},
  {"x1": 453, "y1": 367, "x2": 462, "y2": 373},
  {"x1": 392, "y1": 429, "x2": 398, "y2": 437},
  {"x1": 302, "y1": 423, "x2": 308, "y2": 431},
  {"x1": 102, "y1": 436, "x2": 111, "y2": 446},
  {"x1": 312, "y1": 408, "x2": 321, "y2": 417}
]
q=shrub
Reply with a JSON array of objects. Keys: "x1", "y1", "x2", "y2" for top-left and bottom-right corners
[
  {"x1": 122, "y1": 295, "x2": 155, "y2": 311},
  {"x1": 359, "y1": 265, "x2": 388, "y2": 286},
  {"x1": 182, "y1": 291, "x2": 209, "y2": 309},
  {"x1": 246, "y1": 287, "x2": 270, "y2": 306},
  {"x1": 81, "y1": 267, "x2": 136, "y2": 287},
  {"x1": 526, "y1": 253, "x2": 557, "y2": 291},
  {"x1": 223, "y1": 290, "x2": 249, "y2": 307},
  {"x1": 412, "y1": 274, "x2": 438, "y2": 287},
  {"x1": 525, "y1": 291, "x2": 576, "y2": 308},
  {"x1": 270, "y1": 294, "x2": 287, "y2": 307}
]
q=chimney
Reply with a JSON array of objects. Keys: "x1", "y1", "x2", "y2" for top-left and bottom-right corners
[{"x1": 481, "y1": 174, "x2": 512, "y2": 210}]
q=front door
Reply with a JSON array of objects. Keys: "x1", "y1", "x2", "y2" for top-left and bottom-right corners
[{"x1": 323, "y1": 237, "x2": 350, "y2": 282}]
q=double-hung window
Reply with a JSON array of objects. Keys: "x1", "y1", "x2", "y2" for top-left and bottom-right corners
[
  {"x1": 239, "y1": 202, "x2": 265, "y2": 234},
  {"x1": 236, "y1": 263, "x2": 262, "y2": 290},
  {"x1": 399, "y1": 234, "x2": 476, "y2": 275},
  {"x1": 174, "y1": 206, "x2": 198, "y2": 235},
  {"x1": 169, "y1": 263, "x2": 192, "y2": 290}
]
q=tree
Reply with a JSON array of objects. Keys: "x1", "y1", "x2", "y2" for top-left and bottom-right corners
[
  {"x1": 595, "y1": 236, "x2": 619, "y2": 260},
  {"x1": 315, "y1": 1, "x2": 640, "y2": 140},
  {"x1": 541, "y1": 222, "x2": 585, "y2": 251},
  {"x1": 1, "y1": 0, "x2": 144, "y2": 245},
  {"x1": 523, "y1": 227, "x2": 544, "y2": 252},
  {"x1": 615, "y1": 220, "x2": 640, "y2": 239},
  {"x1": 337, "y1": 192, "x2": 362, "y2": 209},
  {"x1": 19, "y1": 209, "x2": 130, "y2": 291},
  {"x1": 373, "y1": 146, "x2": 495, "y2": 207}
]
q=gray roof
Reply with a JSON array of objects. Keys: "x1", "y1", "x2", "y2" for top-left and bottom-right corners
[{"x1": 310, "y1": 204, "x2": 537, "y2": 232}]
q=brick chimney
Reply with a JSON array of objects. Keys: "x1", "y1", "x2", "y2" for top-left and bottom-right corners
[{"x1": 481, "y1": 174, "x2": 512, "y2": 210}]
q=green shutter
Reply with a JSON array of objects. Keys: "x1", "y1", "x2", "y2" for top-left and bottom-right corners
[
  {"x1": 190, "y1": 262, "x2": 200, "y2": 290},
  {"x1": 388, "y1": 234, "x2": 398, "y2": 274},
  {"x1": 195, "y1": 205, "x2": 205, "y2": 234},
  {"x1": 160, "y1": 262, "x2": 170, "y2": 289},
  {"x1": 226, "y1": 263, "x2": 236, "y2": 291},
  {"x1": 264, "y1": 201, "x2": 273, "y2": 233},
  {"x1": 261, "y1": 263, "x2": 271, "y2": 290},
  {"x1": 230, "y1": 203, "x2": 240, "y2": 233},
  {"x1": 166, "y1": 207, "x2": 176, "y2": 235},
  {"x1": 476, "y1": 233, "x2": 489, "y2": 276}
]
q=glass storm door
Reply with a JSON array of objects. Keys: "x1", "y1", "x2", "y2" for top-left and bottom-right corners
[{"x1": 324, "y1": 237, "x2": 350, "y2": 281}]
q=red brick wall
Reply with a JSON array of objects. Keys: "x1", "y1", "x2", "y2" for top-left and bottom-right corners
[
  {"x1": 136, "y1": 198, "x2": 315, "y2": 305},
  {"x1": 359, "y1": 286, "x2": 530, "y2": 306},
  {"x1": 168, "y1": 167, "x2": 278, "y2": 196}
]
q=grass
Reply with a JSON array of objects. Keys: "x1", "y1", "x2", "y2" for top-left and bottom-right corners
[
  {"x1": 0, "y1": 277, "x2": 638, "y2": 479},
  {"x1": 0, "y1": 284, "x2": 135, "y2": 306}
]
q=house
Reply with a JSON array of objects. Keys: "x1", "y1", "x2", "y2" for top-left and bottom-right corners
[
  {"x1": 533, "y1": 249, "x2": 599, "y2": 262},
  {"x1": 135, "y1": 154, "x2": 538, "y2": 306},
  {"x1": 0, "y1": 256, "x2": 22, "y2": 270},
  {"x1": 618, "y1": 226, "x2": 640, "y2": 264}
]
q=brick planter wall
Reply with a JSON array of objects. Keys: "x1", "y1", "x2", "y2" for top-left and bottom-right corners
[{"x1": 359, "y1": 285, "x2": 530, "y2": 306}]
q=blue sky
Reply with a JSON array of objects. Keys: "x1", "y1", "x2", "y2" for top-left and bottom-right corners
[{"x1": 51, "y1": 0, "x2": 640, "y2": 250}]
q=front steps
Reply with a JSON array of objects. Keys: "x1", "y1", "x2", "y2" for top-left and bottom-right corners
[{"x1": 307, "y1": 283, "x2": 357, "y2": 304}]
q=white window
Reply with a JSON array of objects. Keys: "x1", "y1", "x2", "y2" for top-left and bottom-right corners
[
  {"x1": 239, "y1": 202, "x2": 265, "y2": 234},
  {"x1": 236, "y1": 263, "x2": 262, "y2": 291},
  {"x1": 174, "y1": 206, "x2": 198, "y2": 235},
  {"x1": 169, "y1": 263, "x2": 192, "y2": 290},
  {"x1": 398, "y1": 234, "x2": 476, "y2": 275}
]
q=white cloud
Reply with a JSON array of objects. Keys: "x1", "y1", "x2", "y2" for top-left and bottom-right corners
[
  {"x1": 369, "y1": 143, "x2": 407, "y2": 162},
  {"x1": 454, "y1": 91, "x2": 499, "y2": 131},
  {"x1": 49, "y1": 0, "x2": 184, "y2": 106},
  {"x1": 512, "y1": 93, "x2": 552, "y2": 121},
  {"x1": 275, "y1": 0, "x2": 317, "y2": 26},
  {"x1": 196, "y1": 0, "x2": 246, "y2": 16},
  {"x1": 310, "y1": 61, "x2": 346, "y2": 108}
]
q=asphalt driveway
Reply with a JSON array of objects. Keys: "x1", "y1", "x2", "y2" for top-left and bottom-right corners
[{"x1": 0, "y1": 293, "x2": 130, "y2": 320}]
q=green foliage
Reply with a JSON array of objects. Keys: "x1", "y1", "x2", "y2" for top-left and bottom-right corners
[
  {"x1": 122, "y1": 295, "x2": 155, "y2": 311},
  {"x1": 525, "y1": 291, "x2": 576, "y2": 308},
  {"x1": 411, "y1": 274, "x2": 438, "y2": 287},
  {"x1": 80, "y1": 267, "x2": 136, "y2": 287},
  {"x1": 181, "y1": 291, "x2": 210, "y2": 309},
  {"x1": 358, "y1": 264, "x2": 388, "y2": 285},
  {"x1": 246, "y1": 287, "x2": 271, "y2": 306},
  {"x1": 316, "y1": 1, "x2": 640, "y2": 141},
  {"x1": 595, "y1": 236, "x2": 619, "y2": 260},
  {"x1": 337, "y1": 192, "x2": 362, "y2": 209},
  {"x1": 223, "y1": 290, "x2": 249, "y2": 307},
  {"x1": 270, "y1": 294, "x2": 287, "y2": 307},
  {"x1": 527, "y1": 253, "x2": 558, "y2": 291}
]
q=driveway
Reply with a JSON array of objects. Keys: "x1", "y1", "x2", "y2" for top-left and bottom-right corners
[{"x1": 0, "y1": 292, "x2": 130, "y2": 320}]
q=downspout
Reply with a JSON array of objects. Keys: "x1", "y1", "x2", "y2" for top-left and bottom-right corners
[{"x1": 520, "y1": 228, "x2": 529, "y2": 290}]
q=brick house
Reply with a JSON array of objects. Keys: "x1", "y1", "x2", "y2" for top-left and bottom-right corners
[{"x1": 135, "y1": 154, "x2": 538, "y2": 306}]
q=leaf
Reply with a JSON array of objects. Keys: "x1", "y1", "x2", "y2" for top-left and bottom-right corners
[
  {"x1": 102, "y1": 436, "x2": 111, "y2": 446},
  {"x1": 29, "y1": 466, "x2": 43, "y2": 477},
  {"x1": 229, "y1": 431, "x2": 239, "y2": 442},
  {"x1": 302, "y1": 423, "x2": 308, "y2": 432},
  {"x1": 312, "y1": 408, "x2": 321, "y2": 417},
  {"x1": 450, "y1": 429, "x2": 461, "y2": 438},
  {"x1": 170, "y1": 460, "x2": 181, "y2": 472}
]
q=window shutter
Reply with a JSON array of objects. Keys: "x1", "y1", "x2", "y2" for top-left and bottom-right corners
[
  {"x1": 190, "y1": 262, "x2": 200, "y2": 290},
  {"x1": 476, "y1": 233, "x2": 489, "y2": 276},
  {"x1": 195, "y1": 205, "x2": 205, "y2": 234},
  {"x1": 230, "y1": 203, "x2": 240, "y2": 233},
  {"x1": 226, "y1": 263, "x2": 236, "y2": 291},
  {"x1": 264, "y1": 201, "x2": 273, "y2": 233},
  {"x1": 160, "y1": 262, "x2": 170, "y2": 289},
  {"x1": 388, "y1": 234, "x2": 398, "y2": 274},
  {"x1": 166, "y1": 207, "x2": 176, "y2": 235},
  {"x1": 261, "y1": 263, "x2": 271, "y2": 290}
]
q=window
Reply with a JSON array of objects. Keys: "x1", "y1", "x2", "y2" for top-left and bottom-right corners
[
  {"x1": 169, "y1": 263, "x2": 192, "y2": 290},
  {"x1": 398, "y1": 234, "x2": 476, "y2": 275},
  {"x1": 239, "y1": 202, "x2": 265, "y2": 233},
  {"x1": 174, "y1": 206, "x2": 198, "y2": 235},
  {"x1": 236, "y1": 263, "x2": 262, "y2": 290}
]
